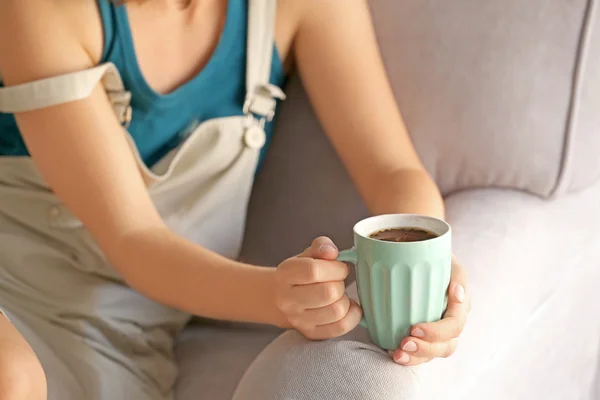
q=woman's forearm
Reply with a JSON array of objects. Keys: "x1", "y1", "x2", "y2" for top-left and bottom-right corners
[
  {"x1": 107, "y1": 226, "x2": 289, "y2": 328},
  {"x1": 367, "y1": 169, "x2": 445, "y2": 220},
  {"x1": 105, "y1": 169, "x2": 441, "y2": 328}
]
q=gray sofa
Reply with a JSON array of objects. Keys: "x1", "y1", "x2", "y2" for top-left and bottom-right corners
[{"x1": 175, "y1": 1, "x2": 600, "y2": 399}]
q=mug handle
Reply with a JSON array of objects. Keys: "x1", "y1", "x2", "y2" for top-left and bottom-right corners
[{"x1": 337, "y1": 248, "x2": 368, "y2": 328}]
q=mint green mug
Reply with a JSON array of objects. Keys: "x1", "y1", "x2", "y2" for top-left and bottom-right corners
[{"x1": 338, "y1": 214, "x2": 452, "y2": 350}]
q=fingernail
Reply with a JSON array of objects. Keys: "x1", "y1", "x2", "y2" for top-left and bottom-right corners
[
  {"x1": 411, "y1": 328, "x2": 425, "y2": 338},
  {"x1": 394, "y1": 353, "x2": 410, "y2": 364},
  {"x1": 402, "y1": 341, "x2": 417, "y2": 352},
  {"x1": 319, "y1": 244, "x2": 337, "y2": 253},
  {"x1": 454, "y1": 284, "x2": 465, "y2": 303}
]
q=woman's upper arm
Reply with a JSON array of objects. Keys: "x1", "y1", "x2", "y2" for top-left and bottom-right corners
[
  {"x1": 293, "y1": 0, "x2": 426, "y2": 192},
  {"x1": 0, "y1": 1, "x2": 163, "y2": 253}
]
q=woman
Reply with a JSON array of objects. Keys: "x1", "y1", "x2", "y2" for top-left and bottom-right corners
[{"x1": 0, "y1": 0, "x2": 470, "y2": 399}]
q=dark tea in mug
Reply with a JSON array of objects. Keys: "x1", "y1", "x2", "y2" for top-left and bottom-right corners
[{"x1": 369, "y1": 227, "x2": 438, "y2": 243}]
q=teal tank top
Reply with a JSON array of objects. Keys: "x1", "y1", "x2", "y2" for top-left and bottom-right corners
[{"x1": 0, "y1": 0, "x2": 286, "y2": 168}]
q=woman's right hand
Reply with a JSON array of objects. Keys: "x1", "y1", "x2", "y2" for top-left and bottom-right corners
[{"x1": 274, "y1": 237, "x2": 363, "y2": 340}]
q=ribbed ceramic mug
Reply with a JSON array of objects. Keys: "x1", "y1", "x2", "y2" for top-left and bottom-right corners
[{"x1": 338, "y1": 214, "x2": 452, "y2": 350}]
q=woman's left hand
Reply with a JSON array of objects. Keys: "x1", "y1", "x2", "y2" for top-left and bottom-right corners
[{"x1": 391, "y1": 256, "x2": 471, "y2": 365}]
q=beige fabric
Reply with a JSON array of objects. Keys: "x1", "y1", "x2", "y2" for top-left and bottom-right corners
[
  {"x1": 0, "y1": 64, "x2": 133, "y2": 127},
  {"x1": 244, "y1": 0, "x2": 286, "y2": 119},
  {"x1": 0, "y1": 0, "x2": 284, "y2": 399},
  {"x1": 0, "y1": 64, "x2": 119, "y2": 112}
]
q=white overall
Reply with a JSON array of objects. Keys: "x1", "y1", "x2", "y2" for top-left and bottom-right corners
[{"x1": 0, "y1": 1, "x2": 286, "y2": 399}]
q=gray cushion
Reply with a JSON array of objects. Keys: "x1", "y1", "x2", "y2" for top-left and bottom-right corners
[{"x1": 369, "y1": 0, "x2": 600, "y2": 197}]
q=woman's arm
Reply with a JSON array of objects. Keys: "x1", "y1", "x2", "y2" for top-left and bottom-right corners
[
  {"x1": 293, "y1": 0, "x2": 444, "y2": 220},
  {"x1": 294, "y1": 0, "x2": 469, "y2": 364},
  {"x1": 0, "y1": 0, "x2": 287, "y2": 327}
]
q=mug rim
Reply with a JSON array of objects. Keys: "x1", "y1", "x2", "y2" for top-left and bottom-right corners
[{"x1": 353, "y1": 213, "x2": 451, "y2": 245}]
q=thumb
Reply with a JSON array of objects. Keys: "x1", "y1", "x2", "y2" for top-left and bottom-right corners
[{"x1": 299, "y1": 236, "x2": 339, "y2": 260}]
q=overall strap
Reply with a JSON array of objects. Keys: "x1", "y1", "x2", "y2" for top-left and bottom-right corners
[
  {"x1": 243, "y1": 0, "x2": 286, "y2": 124},
  {"x1": 0, "y1": 63, "x2": 132, "y2": 127}
]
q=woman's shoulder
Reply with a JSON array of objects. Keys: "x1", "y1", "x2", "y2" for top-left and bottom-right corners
[
  {"x1": 0, "y1": 0, "x2": 104, "y2": 68},
  {"x1": 0, "y1": 0, "x2": 104, "y2": 84},
  {"x1": 53, "y1": 0, "x2": 106, "y2": 65}
]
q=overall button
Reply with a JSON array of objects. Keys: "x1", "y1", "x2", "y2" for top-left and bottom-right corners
[{"x1": 244, "y1": 126, "x2": 266, "y2": 149}]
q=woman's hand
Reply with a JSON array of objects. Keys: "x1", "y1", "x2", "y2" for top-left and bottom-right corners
[
  {"x1": 391, "y1": 257, "x2": 470, "y2": 365},
  {"x1": 275, "y1": 237, "x2": 363, "y2": 340}
]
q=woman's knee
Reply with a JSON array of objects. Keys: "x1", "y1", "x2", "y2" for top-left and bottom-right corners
[
  {"x1": 234, "y1": 330, "x2": 422, "y2": 400},
  {"x1": 0, "y1": 315, "x2": 47, "y2": 400}
]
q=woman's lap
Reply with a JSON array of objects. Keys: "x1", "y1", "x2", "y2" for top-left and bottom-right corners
[
  {"x1": 0, "y1": 235, "x2": 183, "y2": 399},
  {"x1": 3, "y1": 307, "x2": 417, "y2": 400},
  {"x1": 1, "y1": 301, "x2": 176, "y2": 400},
  {"x1": 2, "y1": 298, "x2": 420, "y2": 400},
  {"x1": 1, "y1": 218, "x2": 415, "y2": 400}
]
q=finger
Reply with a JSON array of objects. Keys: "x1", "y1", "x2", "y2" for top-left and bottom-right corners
[
  {"x1": 306, "y1": 301, "x2": 362, "y2": 340},
  {"x1": 444, "y1": 279, "x2": 469, "y2": 320},
  {"x1": 410, "y1": 306, "x2": 468, "y2": 342},
  {"x1": 449, "y1": 256, "x2": 468, "y2": 302},
  {"x1": 278, "y1": 257, "x2": 349, "y2": 285},
  {"x1": 390, "y1": 350, "x2": 430, "y2": 366},
  {"x1": 292, "y1": 295, "x2": 351, "y2": 327},
  {"x1": 408, "y1": 259, "x2": 470, "y2": 342},
  {"x1": 396, "y1": 337, "x2": 458, "y2": 359},
  {"x1": 288, "y1": 281, "x2": 346, "y2": 309},
  {"x1": 299, "y1": 236, "x2": 339, "y2": 260}
]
